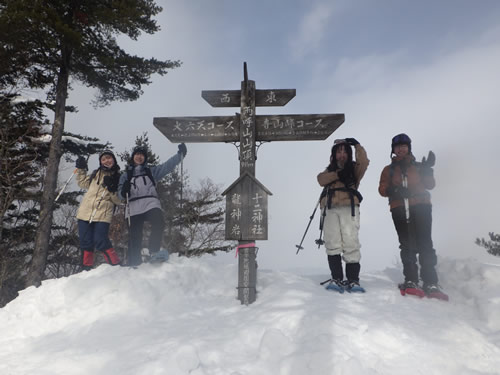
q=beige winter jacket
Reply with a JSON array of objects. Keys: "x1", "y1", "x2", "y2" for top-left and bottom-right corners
[
  {"x1": 76, "y1": 168, "x2": 122, "y2": 223},
  {"x1": 317, "y1": 144, "x2": 369, "y2": 208}
]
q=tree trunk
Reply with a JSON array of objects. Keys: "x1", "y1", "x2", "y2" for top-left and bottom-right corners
[{"x1": 25, "y1": 66, "x2": 69, "y2": 288}]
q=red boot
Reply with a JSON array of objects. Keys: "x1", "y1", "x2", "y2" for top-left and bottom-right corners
[
  {"x1": 82, "y1": 250, "x2": 94, "y2": 271},
  {"x1": 102, "y1": 248, "x2": 120, "y2": 266}
]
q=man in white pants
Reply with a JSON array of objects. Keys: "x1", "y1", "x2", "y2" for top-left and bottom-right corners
[{"x1": 317, "y1": 138, "x2": 369, "y2": 292}]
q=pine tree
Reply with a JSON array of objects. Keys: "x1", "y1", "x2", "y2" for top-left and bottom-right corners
[
  {"x1": 476, "y1": 232, "x2": 500, "y2": 257},
  {"x1": 0, "y1": 95, "x2": 47, "y2": 306},
  {"x1": 180, "y1": 178, "x2": 233, "y2": 257},
  {"x1": 0, "y1": 93, "x2": 113, "y2": 305},
  {"x1": 0, "y1": 0, "x2": 181, "y2": 287}
]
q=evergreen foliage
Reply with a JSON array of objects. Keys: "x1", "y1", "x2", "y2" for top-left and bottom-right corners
[
  {"x1": 476, "y1": 232, "x2": 500, "y2": 257},
  {"x1": 0, "y1": 0, "x2": 181, "y2": 287},
  {"x1": 0, "y1": 0, "x2": 181, "y2": 104},
  {"x1": 0, "y1": 94, "x2": 112, "y2": 306}
]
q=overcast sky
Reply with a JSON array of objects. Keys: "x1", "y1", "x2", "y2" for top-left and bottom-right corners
[{"x1": 62, "y1": 0, "x2": 500, "y2": 272}]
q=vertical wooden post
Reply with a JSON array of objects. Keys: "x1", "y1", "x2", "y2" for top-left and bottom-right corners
[
  {"x1": 238, "y1": 64, "x2": 258, "y2": 304},
  {"x1": 239, "y1": 80, "x2": 256, "y2": 175},
  {"x1": 237, "y1": 243, "x2": 257, "y2": 305}
]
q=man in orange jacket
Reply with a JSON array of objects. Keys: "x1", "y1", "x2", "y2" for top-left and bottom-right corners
[{"x1": 379, "y1": 133, "x2": 448, "y2": 300}]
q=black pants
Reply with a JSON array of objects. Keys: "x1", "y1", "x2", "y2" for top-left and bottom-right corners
[
  {"x1": 128, "y1": 208, "x2": 165, "y2": 266},
  {"x1": 391, "y1": 204, "x2": 438, "y2": 285}
]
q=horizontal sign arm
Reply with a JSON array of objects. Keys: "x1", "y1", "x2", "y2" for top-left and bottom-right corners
[
  {"x1": 202, "y1": 89, "x2": 296, "y2": 108},
  {"x1": 153, "y1": 113, "x2": 344, "y2": 143},
  {"x1": 256, "y1": 114, "x2": 345, "y2": 141},
  {"x1": 153, "y1": 116, "x2": 240, "y2": 143}
]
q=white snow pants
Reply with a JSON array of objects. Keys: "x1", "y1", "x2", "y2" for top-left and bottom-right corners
[{"x1": 323, "y1": 205, "x2": 361, "y2": 263}]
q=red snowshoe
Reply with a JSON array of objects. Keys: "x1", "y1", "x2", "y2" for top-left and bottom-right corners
[
  {"x1": 423, "y1": 284, "x2": 449, "y2": 301},
  {"x1": 398, "y1": 281, "x2": 425, "y2": 298}
]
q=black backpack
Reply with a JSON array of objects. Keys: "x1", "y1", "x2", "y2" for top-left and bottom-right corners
[{"x1": 126, "y1": 165, "x2": 156, "y2": 187}]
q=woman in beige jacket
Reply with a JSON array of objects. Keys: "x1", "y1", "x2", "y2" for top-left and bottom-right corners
[
  {"x1": 317, "y1": 138, "x2": 369, "y2": 293},
  {"x1": 75, "y1": 150, "x2": 122, "y2": 270}
]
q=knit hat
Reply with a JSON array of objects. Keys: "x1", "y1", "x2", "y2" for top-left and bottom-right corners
[
  {"x1": 391, "y1": 133, "x2": 411, "y2": 154},
  {"x1": 99, "y1": 149, "x2": 117, "y2": 165},
  {"x1": 131, "y1": 146, "x2": 148, "y2": 165},
  {"x1": 331, "y1": 139, "x2": 353, "y2": 163}
]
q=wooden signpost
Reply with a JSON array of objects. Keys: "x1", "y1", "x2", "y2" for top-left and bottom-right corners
[{"x1": 154, "y1": 63, "x2": 345, "y2": 305}]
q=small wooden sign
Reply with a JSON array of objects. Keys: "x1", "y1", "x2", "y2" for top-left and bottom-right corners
[{"x1": 222, "y1": 172, "x2": 272, "y2": 241}]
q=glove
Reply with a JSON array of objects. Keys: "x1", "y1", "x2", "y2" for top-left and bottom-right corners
[
  {"x1": 337, "y1": 168, "x2": 349, "y2": 182},
  {"x1": 421, "y1": 151, "x2": 435, "y2": 168},
  {"x1": 102, "y1": 176, "x2": 118, "y2": 193},
  {"x1": 398, "y1": 186, "x2": 411, "y2": 198},
  {"x1": 178, "y1": 143, "x2": 187, "y2": 158},
  {"x1": 420, "y1": 167, "x2": 434, "y2": 177},
  {"x1": 121, "y1": 180, "x2": 131, "y2": 197},
  {"x1": 75, "y1": 156, "x2": 87, "y2": 170},
  {"x1": 386, "y1": 186, "x2": 410, "y2": 199},
  {"x1": 345, "y1": 138, "x2": 359, "y2": 146},
  {"x1": 337, "y1": 163, "x2": 355, "y2": 185}
]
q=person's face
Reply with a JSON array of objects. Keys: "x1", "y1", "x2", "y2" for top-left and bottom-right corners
[
  {"x1": 336, "y1": 145, "x2": 348, "y2": 166},
  {"x1": 100, "y1": 154, "x2": 115, "y2": 168},
  {"x1": 133, "y1": 152, "x2": 145, "y2": 165},
  {"x1": 394, "y1": 144, "x2": 409, "y2": 157}
]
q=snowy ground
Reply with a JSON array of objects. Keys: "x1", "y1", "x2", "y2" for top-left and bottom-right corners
[{"x1": 1, "y1": 255, "x2": 499, "y2": 375}]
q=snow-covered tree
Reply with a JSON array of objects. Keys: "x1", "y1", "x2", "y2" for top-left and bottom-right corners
[
  {"x1": 0, "y1": 94, "x2": 113, "y2": 306},
  {"x1": 476, "y1": 232, "x2": 500, "y2": 257},
  {"x1": 0, "y1": 0, "x2": 181, "y2": 287}
]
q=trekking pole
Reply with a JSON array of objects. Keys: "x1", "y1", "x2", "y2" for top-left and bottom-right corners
[
  {"x1": 180, "y1": 152, "x2": 184, "y2": 213},
  {"x1": 401, "y1": 168, "x2": 417, "y2": 267},
  {"x1": 295, "y1": 189, "x2": 325, "y2": 254},
  {"x1": 315, "y1": 204, "x2": 328, "y2": 249},
  {"x1": 55, "y1": 155, "x2": 91, "y2": 202},
  {"x1": 179, "y1": 152, "x2": 187, "y2": 256},
  {"x1": 55, "y1": 169, "x2": 77, "y2": 202},
  {"x1": 89, "y1": 189, "x2": 107, "y2": 224},
  {"x1": 125, "y1": 192, "x2": 131, "y2": 226},
  {"x1": 315, "y1": 187, "x2": 330, "y2": 249},
  {"x1": 401, "y1": 173, "x2": 410, "y2": 224}
]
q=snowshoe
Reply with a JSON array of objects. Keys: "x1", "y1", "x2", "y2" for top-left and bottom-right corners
[
  {"x1": 149, "y1": 249, "x2": 169, "y2": 264},
  {"x1": 325, "y1": 279, "x2": 345, "y2": 293},
  {"x1": 398, "y1": 281, "x2": 425, "y2": 298},
  {"x1": 423, "y1": 284, "x2": 449, "y2": 301},
  {"x1": 345, "y1": 280, "x2": 365, "y2": 293}
]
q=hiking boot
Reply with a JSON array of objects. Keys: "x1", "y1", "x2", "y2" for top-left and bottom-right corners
[
  {"x1": 81, "y1": 250, "x2": 94, "y2": 271},
  {"x1": 345, "y1": 280, "x2": 366, "y2": 293},
  {"x1": 102, "y1": 248, "x2": 120, "y2": 266},
  {"x1": 325, "y1": 279, "x2": 345, "y2": 293},
  {"x1": 399, "y1": 280, "x2": 425, "y2": 298}
]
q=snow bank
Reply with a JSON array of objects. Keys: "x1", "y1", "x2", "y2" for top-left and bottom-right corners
[{"x1": 0, "y1": 256, "x2": 499, "y2": 375}]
